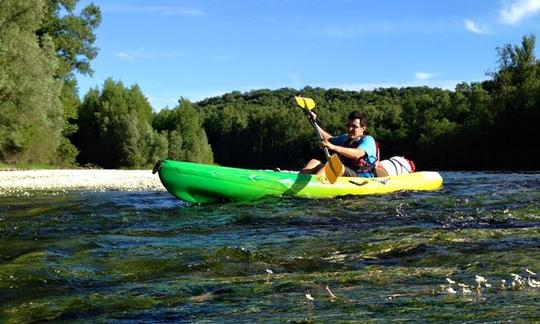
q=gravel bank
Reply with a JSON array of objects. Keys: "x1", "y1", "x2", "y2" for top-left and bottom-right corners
[{"x1": 0, "y1": 169, "x2": 165, "y2": 196}]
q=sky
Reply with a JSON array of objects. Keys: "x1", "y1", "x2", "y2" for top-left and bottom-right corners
[{"x1": 75, "y1": 0, "x2": 540, "y2": 109}]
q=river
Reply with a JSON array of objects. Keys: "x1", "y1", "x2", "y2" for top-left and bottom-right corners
[{"x1": 1, "y1": 172, "x2": 539, "y2": 322}]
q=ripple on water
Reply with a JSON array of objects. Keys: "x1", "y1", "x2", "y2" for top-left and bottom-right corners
[{"x1": 0, "y1": 173, "x2": 539, "y2": 321}]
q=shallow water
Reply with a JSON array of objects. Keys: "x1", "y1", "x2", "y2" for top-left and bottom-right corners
[{"x1": 1, "y1": 172, "x2": 539, "y2": 322}]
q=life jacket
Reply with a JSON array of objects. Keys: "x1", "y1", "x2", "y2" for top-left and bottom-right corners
[{"x1": 342, "y1": 136, "x2": 380, "y2": 172}]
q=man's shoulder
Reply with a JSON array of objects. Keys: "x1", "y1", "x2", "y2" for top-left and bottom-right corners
[
  {"x1": 358, "y1": 135, "x2": 377, "y2": 153},
  {"x1": 330, "y1": 134, "x2": 348, "y2": 144},
  {"x1": 361, "y1": 135, "x2": 376, "y2": 143}
]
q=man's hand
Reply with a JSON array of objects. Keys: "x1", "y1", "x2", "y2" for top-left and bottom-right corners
[
  {"x1": 320, "y1": 139, "x2": 336, "y2": 151},
  {"x1": 307, "y1": 110, "x2": 317, "y2": 121}
]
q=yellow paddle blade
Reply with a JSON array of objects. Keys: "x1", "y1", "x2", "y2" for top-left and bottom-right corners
[
  {"x1": 325, "y1": 154, "x2": 343, "y2": 184},
  {"x1": 304, "y1": 97, "x2": 316, "y2": 110},
  {"x1": 324, "y1": 164, "x2": 338, "y2": 184},
  {"x1": 294, "y1": 96, "x2": 316, "y2": 110},
  {"x1": 294, "y1": 96, "x2": 306, "y2": 108}
]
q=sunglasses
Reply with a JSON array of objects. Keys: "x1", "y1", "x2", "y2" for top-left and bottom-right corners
[{"x1": 346, "y1": 123, "x2": 363, "y2": 130}]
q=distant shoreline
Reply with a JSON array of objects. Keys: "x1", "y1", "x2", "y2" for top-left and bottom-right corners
[{"x1": 0, "y1": 170, "x2": 165, "y2": 195}]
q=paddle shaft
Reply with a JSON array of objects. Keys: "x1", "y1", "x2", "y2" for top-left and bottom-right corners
[
  {"x1": 295, "y1": 95, "x2": 342, "y2": 183},
  {"x1": 306, "y1": 114, "x2": 331, "y2": 160}
]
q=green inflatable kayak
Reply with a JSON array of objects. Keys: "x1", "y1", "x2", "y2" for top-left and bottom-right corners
[{"x1": 155, "y1": 160, "x2": 443, "y2": 204}]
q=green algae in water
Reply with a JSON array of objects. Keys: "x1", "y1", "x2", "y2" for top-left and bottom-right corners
[{"x1": 0, "y1": 173, "x2": 539, "y2": 322}]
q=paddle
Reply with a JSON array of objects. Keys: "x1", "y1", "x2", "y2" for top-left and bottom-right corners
[{"x1": 294, "y1": 96, "x2": 343, "y2": 184}]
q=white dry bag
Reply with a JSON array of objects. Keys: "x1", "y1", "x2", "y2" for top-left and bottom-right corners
[{"x1": 378, "y1": 156, "x2": 416, "y2": 176}]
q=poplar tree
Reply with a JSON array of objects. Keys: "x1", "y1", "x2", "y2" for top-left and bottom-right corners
[
  {"x1": 0, "y1": 0, "x2": 63, "y2": 164},
  {"x1": 74, "y1": 79, "x2": 168, "y2": 168},
  {"x1": 37, "y1": 0, "x2": 101, "y2": 164},
  {"x1": 153, "y1": 99, "x2": 214, "y2": 164},
  {"x1": 0, "y1": 0, "x2": 101, "y2": 165}
]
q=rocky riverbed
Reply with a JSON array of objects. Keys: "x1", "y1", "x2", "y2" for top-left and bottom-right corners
[{"x1": 0, "y1": 169, "x2": 165, "y2": 196}]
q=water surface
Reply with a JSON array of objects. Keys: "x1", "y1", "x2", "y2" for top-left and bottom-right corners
[{"x1": 1, "y1": 172, "x2": 539, "y2": 322}]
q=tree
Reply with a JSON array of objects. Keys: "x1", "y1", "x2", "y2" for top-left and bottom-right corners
[
  {"x1": 153, "y1": 99, "x2": 214, "y2": 164},
  {"x1": 37, "y1": 0, "x2": 101, "y2": 77},
  {"x1": 489, "y1": 34, "x2": 540, "y2": 169},
  {"x1": 0, "y1": 0, "x2": 63, "y2": 164},
  {"x1": 74, "y1": 79, "x2": 167, "y2": 168},
  {"x1": 37, "y1": 0, "x2": 102, "y2": 165}
]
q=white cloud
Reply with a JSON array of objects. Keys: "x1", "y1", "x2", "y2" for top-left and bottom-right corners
[
  {"x1": 179, "y1": 89, "x2": 235, "y2": 103},
  {"x1": 147, "y1": 96, "x2": 179, "y2": 110},
  {"x1": 464, "y1": 19, "x2": 489, "y2": 34},
  {"x1": 415, "y1": 79, "x2": 464, "y2": 90},
  {"x1": 328, "y1": 78, "x2": 472, "y2": 92},
  {"x1": 162, "y1": 7, "x2": 206, "y2": 17},
  {"x1": 288, "y1": 73, "x2": 301, "y2": 88},
  {"x1": 103, "y1": 5, "x2": 206, "y2": 17},
  {"x1": 158, "y1": 78, "x2": 479, "y2": 107},
  {"x1": 116, "y1": 52, "x2": 134, "y2": 61},
  {"x1": 415, "y1": 72, "x2": 436, "y2": 81},
  {"x1": 333, "y1": 82, "x2": 407, "y2": 90},
  {"x1": 500, "y1": 0, "x2": 540, "y2": 25},
  {"x1": 114, "y1": 49, "x2": 182, "y2": 61}
]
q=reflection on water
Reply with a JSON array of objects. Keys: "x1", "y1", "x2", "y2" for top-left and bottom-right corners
[{"x1": 0, "y1": 172, "x2": 539, "y2": 322}]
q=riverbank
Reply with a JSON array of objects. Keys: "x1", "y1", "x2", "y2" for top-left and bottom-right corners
[{"x1": 0, "y1": 169, "x2": 164, "y2": 195}]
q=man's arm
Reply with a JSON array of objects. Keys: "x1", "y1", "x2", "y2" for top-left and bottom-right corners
[
  {"x1": 322, "y1": 141, "x2": 364, "y2": 159},
  {"x1": 315, "y1": 124, "x2": 333, "y2": 140},
  {"x1": 307, "y1": 111, "x2": 332, "y2": 140},
  {"x1": 322, "y1": 135, "x2": 376, "y2": 161}
]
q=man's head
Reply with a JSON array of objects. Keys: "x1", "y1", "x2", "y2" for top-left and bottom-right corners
[{"x1": 346, "y1": 111, "x2": 368, "y2": 139}]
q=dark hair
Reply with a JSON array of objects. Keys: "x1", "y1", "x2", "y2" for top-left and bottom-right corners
[{"x1": 348, "y1": 111, "x2": 368, "y2": 127}]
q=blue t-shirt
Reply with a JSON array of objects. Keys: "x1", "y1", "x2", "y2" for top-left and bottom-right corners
[{"x1": 329, "y1": 134, "x2": 377, "y2": 177}]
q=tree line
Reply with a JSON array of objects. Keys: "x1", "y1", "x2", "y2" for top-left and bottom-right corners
[
  {"x1": 0, "y1": 0, "x2": 213, "y2": 168},
  {"x1": 196, "y1": 35, "x2": 540, "y2": 170},
  {"x1": 1, "y1": 0, "x2": 539, "y2": 170}
]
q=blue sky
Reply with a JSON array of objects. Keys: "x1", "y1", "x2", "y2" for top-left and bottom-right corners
[{"x1": 76, "y1": 0, "x2": 540, "y2": 109}]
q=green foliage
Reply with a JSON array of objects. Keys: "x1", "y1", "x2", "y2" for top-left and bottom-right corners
[
  {"x1": 153, "y1": 99, "x2": 214, "y2": 164},
  {"x1": 1, "y1": 4, "x2": 538, "y2": 172},
  {"x1": 198, "y1": 88, "x2": 316, "y2": 168},
  {"x1": 37, "y1": 0, "x2": 101, "y2": 78},
  {"x1": 73, "y1": 79, "x2": 167, "y2": 168},
  {"x1": 0, "y1": 0, "x2": 100, "y2": 167},
  {"x1": 0, "y1": 0, "x2": 64, "y2": 164},
  {"x1": 194, "y1": 34, "x2": 539, "y2": 170},
  {"x1": 39, "y1": 0, "x2": 101, "y2": 165},
  {"x1": 486, "y1": 34, "x2": 540, "y2": 169},
  {"x1": 196, "y1": 87, "x2": 458, "y2": 169},
  {"x1": 55, "y1": 78, "x2": 81, "y2": 165}
]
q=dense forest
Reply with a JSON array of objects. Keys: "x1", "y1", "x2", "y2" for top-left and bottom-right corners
[{"x1": 1, "y1": 0, "x2": 539, "y2": 170}]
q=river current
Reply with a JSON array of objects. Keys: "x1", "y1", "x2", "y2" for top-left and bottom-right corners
[{"x1": 1, "y1": 172, "x2": 539, "y2": 322}]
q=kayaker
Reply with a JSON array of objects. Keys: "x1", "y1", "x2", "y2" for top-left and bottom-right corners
[{"x1": 300, "y1": 111, "x2": 378, "y2": 177}]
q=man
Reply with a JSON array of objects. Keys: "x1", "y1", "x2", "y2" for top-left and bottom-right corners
[{"x1": 301, "y1": 111, "x2": 378, "y2": 177}]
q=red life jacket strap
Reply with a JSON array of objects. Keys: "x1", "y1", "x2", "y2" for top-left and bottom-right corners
[
  {"x1": 375, "y1": 141, "x2": 380, "y2": 163},
  {"x1": 408, "y1": 159, "x2": 416, "y2": 172}
]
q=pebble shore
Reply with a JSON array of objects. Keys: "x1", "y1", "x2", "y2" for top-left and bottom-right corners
[{"x1": 0, "y1": 169, "x2": 165, "y2": 196}]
